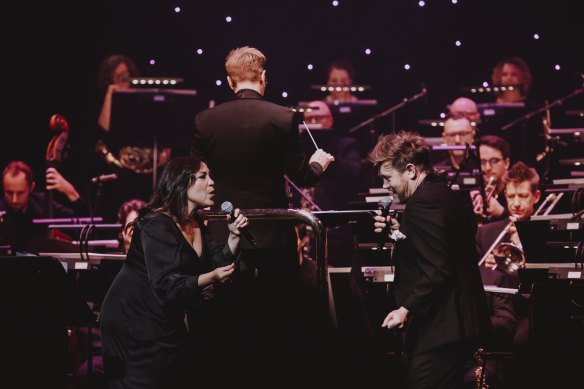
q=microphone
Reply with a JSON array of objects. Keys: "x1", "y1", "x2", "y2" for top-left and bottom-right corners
[
  {"x1": 221, "y1": 201, "x2": 257, "y2": 248},
  {"x1": 377, "y1": 196, "x2": 393, "y2": 251},
  {"x1": 91, "y1": 173, "x2": 118, "y2": 184}
]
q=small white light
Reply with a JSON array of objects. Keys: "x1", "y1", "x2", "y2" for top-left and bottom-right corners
[
  {"x1": 357, "y1": 87, "x2": 364, "y2": 92},
  {"x1": 320, "y1": 87, "x2": 327, "y2": 92},
  {"x1": 418, "y1": 1, "x2": 425, "y2": 7},
  {"x1": 225, "y1": 16, "x2": 232, "y2": 23},
  {"x1": 196, "y1": 48, "x2": 203, "y2": 55},
  {"x1": 350, "y1": 87, "x2": 356, "y2": 92},
  {"x1": 216, "y1": 80, "x2": 222, "y2": 86},
  {"x1": 174, "y1": 6, "x2": 180, "y2": 13},
  {"x1": 365, "y1": 48, "x2": 372, "y2": 55},
  {"x1": 451, "y1": 0, "x2": 458, "y2": 4},
  {"x1": 404, "y1": 64, "x2": 411, "y2": 70},
  {"x1": 471, "y1": 88, "x2": 476, "y2": 93},
  {"x1": 140, "y1": 79, "x2": 146, "y2": 85},
  {"x1": 431, "y1": 122, "x2": 437, "y2": 127},
  {"x1": 478, "y1": 88, "x2": 484, "y2": 92},
  {"x1": 282, "y1": 91, "x2": 288, "y2": 98},
  {"x1": 555, "y1": 64, "x2": 561, "y2": 71},
  {"x1": 575, "y1": 132, "x2": 581, "y2": 136},
  {"x1": 163, "y1": 80, "x2": 169, "y2": 85},
  {"x1": 439, "y1": 122, "x2": 445, "y2": 127},
  {"x1": 440, "y1": 113, "x2": 446, "y2": 119},
  {"x1": 155, "y1": 80, "x2": 161, "y2": 85},
  {"x1": 332, "y1": 0, "x2": 339, "y2": 6},
  {"x1": 455, "y1": 40, "x2": 462, "y2": 47},
  {"x1": 149, "y1": 59, "x2": 156, "y2": 65},
  {"x1": 147, "y1": 79, "x2": 154, "y2": 85},
  {"x1": 170, "y1": 80, "x2": 177, "y2": 85},
  {"x1": 307, "y1": 64, "x2": 313, "y2": 70},
  {"x1": 336, "y1": 86, "x2": 342, "y2": 91},
  {"x1": 533, "y1": 33, "x2": 540, "y2": 40},
  {"x1": 575, "y1": 162, "x2": 582, "y2": 166},
  {"x1": 482, "y1": 81, "x2": 489, "y2": 87}
]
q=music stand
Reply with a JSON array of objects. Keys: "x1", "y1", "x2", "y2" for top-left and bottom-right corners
[
  {"x1": 515, "y1": 219, "x2": 583, "y2": 264},
  {"x1": 110, "y1": 88, "x2": 200, "y2": 189}
]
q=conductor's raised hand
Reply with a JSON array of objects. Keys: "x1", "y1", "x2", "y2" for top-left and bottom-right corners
[{"x1": 309, "y1": 149, "x2": 335, "y2": 172}]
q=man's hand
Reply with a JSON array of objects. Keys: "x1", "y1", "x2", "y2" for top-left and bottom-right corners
[
  {"x1": 382, "y1": 306, "x2": 409, "y2": 329},
  {"x1": 46, "y1": 167, "x2": 80, "y2": 202},
  {"x1": 309, "y1": 149, "x2": 335, "y2": 172}
]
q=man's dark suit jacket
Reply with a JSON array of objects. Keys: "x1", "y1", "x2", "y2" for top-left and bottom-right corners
[
  {"x1": 191, "y1": 89, "x2": 324, "y2": 250},
  {"x1": 395, "y1": 173, "x2": 490, "y2": 356}
]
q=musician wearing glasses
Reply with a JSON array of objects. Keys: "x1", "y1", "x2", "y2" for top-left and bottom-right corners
[
  {"x1": 436, "y1": 117, "x2": 478, "y2": 173},
  {"x1": 371, "y1": 131, "x2": 490, "y2": 389},
  {"x1": 470, "y1": 136, "x2": 511, "y2": 223}
]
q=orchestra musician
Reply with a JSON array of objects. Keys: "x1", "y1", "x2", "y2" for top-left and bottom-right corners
[
  {"x1": 0, "y1": 160, "x2": 85, "y2": 252},
  {"x1": 471, "y1": 135, "x2": 511, "y2": 223}
]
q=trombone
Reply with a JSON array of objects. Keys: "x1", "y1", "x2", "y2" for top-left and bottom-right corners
[{"x1": 477, "y1": 218, "x2": 526, "y2": 276}]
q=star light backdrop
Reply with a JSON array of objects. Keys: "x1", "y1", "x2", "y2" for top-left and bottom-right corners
[{"x1": 3, "y1": 0, "x2": 582, "y2": 177}]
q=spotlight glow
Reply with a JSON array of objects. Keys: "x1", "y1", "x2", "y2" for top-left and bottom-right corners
[
  {"x1": 440, "y1": 113, "x2": 446, "y2": 119},
  {"x1": 196, "y1": 48, "x2": 203, "y2": 55},
  {"x1": 455, "y1": 40, "x2": 462, "y2": 47},
  {"x1": 404, "y1": 64, "x2": 411, "y2": 70},
  {"x1": 418, "y1": 1, "x2": 425, "y2": 7},
  {"x1": 332, "y1": 0, "x2": 339, "y2": 6},
  {"x1": 215, "y1": 80, "x2": 222, "y2": 86},
  {"x1": 365, "y1": 48, "x2": 372, "y2": 55},
  {"x1": 307, "y1": 64, "x2": 314, "y2": 70},
  {"x1": 451, "y1": 0, "x2": 458, "y2": 4},
  {"x1": 225, "y1": 16, "x2": 232, "y2": 23},
  {"x1": 282, "y1": 92, "x2": 288, "y2": 98},
  {"x1": 482, "y1": 81, "x2": 489, "y2": 87},
  {"x1": 533, "y1": 33, "x2": 540, "y2": 40},
  {"x1": 555, "y1": 64, "x2": 561, "y2": 71},
  {"x1": 174, "y1": 6, "x2": 180, "y2": 13},
  {"x1": 149, "y1": 59, "x2": 156, "y2": 65}
]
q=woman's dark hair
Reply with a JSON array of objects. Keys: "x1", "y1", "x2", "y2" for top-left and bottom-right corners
[
  {"x1": 97, "y1": 54, "x2": 140, "y2": 93},
  {"x1": 133, "y1": 156, "x2": 203, "y2": 228}
]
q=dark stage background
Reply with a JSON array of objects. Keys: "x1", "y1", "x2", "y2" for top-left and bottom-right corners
[{"x1": 3, "y1": 0, "x2": 583, "y2": 216}]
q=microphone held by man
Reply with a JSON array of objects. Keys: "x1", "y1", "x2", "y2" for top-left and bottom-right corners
[{"x1": 376, "y1": 196, "x2": 393, "y2": 250}]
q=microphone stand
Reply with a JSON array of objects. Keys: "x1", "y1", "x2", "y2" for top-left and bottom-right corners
[
  {"x1": 348, "y1": 88, "x2": 428, "y2": 134},
  {"x1": 501, "y1": 87, "x2": 584, "y2": 131}
]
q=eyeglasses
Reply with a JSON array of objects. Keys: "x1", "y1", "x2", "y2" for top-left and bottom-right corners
[
  {"x1": 444, "y1": 130, "x2": 474, "y2": 140},
  {"x1": 480, "y1": 157, "x2": 503, "y2": 166}
]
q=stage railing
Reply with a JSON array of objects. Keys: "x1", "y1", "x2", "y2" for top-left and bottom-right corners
[{"x1": 198, "y1": 208, "x2": 336, "y2": 326}]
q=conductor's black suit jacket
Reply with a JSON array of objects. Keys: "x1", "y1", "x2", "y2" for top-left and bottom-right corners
[
  {"x1": 395, "y1": 173, "x2": 491, "y2": 356},
  {"x1": 191, "y1": 89, "x2": 323, "y2": 251}
]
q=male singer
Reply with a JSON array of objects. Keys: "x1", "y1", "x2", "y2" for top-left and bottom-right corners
[
  {"x1": 191, "y1": 46, "x2": 334, "y2": 385},
  {"x1": 371, "y1": 131, "x2": 490, "y2": 388}
]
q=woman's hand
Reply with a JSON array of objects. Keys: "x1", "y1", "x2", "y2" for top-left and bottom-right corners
[
  {"x1": 227, "y1": 208, "x2": 249, "y2": 237},
  {"x1": 213, "y1": 262, "x2": 235, "y2": 283}
]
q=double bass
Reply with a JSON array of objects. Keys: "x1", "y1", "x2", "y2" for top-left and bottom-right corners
[{"x1": 45, "y1": 114, "x2": 70, "y2": 218}]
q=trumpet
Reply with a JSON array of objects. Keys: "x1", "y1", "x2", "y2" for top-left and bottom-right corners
[
  {"x1": 473, "y1": 176, "x2": 496, "y2": 215},
  {"x1": 478, "y1": 218, "x2": 526, "y2": 276}
]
